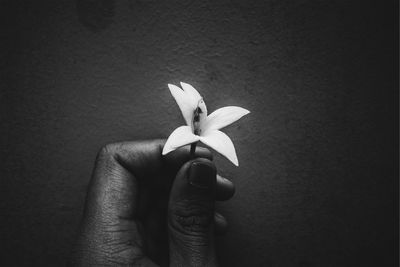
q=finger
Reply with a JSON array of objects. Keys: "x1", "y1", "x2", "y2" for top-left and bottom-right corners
[
  {"x1": 163, "y1": 144, "x2": 213, "y2": 174},
  {"x1": 113, "y1": 140, "x2": 213, "y2": 178},
  {"x1": 84, "y1": 139, "x2": 169, "y2": 221},
  {"x1": 86, "y1": 140, "x2": 213, "y2": 219},
  {"x1": 214, "y1": 212, "x2": 228, "y2": 235},
  {"x1": 86, "y1": 143, "x2": 141, "y2": 220},
  {"x1": 166, "y1": 146, "x2": 235, "y2": 202},
  {"x1": 168, "y1": 158, "x2": 218, "y2": 266},
  {"x1": 108, "y1": 139, "x2": 165, "y2": 178},
  {"x1": 74, "y1": 142, "x2": 160, "y2": 266},
  {"x1": 216, "y1": 174, "x2": 235, "y2": 201}
]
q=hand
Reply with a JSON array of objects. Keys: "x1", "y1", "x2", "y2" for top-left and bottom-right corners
[{"x1": 69, "y1": 140, "x2": 235, "y2": 266}]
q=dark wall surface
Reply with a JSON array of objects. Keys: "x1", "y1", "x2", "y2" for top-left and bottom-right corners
[{"x1": 1, "y1": 1, "x2": 398, "y2": 266}]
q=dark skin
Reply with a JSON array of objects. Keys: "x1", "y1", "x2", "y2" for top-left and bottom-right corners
[{"x1": 69, "y1": 139, "x2": 235, "y2": 266}]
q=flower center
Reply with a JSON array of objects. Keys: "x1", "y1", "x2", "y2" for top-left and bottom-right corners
[{"x1": 193, "y1": 106, "x2": 202, "y2": 135}]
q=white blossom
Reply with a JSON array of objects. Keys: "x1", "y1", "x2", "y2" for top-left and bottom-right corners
[{"x1": 162, "y1": 82, "x2": 249, "y2": 166}]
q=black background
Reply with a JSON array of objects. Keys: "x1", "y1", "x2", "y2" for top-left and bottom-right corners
[{"x1": 1, "y1": 1, "x2": 398, "y2": 266}]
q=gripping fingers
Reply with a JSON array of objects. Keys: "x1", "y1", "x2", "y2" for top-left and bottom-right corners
[
  {"x1": 214, "y1": 212, "x2": 228, "y2": 235},
  {"x1": 216, "y1": 174, "x2": 235, "y2": 201}
]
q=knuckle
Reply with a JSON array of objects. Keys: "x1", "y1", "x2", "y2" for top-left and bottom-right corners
[
  {"x1": 97, "y1": 143, "x2": 122, "y2": 161},
  {"x1": 169, "y1": 203, "x2": 214, "y2": 235},
  {"x1": 104, "y1": 242, "x2": 145, "y2": 265},
  {"x1": 98, "y1": 143, "x2": 117, "y2": 156}
]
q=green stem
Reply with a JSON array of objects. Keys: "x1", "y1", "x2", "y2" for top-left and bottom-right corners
[{"x1": 190, "y1": 142, "x2": 197, "y2": 159}]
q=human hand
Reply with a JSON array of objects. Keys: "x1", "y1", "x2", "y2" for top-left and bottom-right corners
[{"x1": 69, "y1": 139, "x2": 235, "y2": 266}]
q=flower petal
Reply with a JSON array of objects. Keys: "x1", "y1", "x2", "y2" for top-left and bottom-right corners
[
  {"x1": 199, "y1": 130, "x2": 239, "y2": 166},
  {"x1": 162, "y1": 126, "x2": 200, "y2": 155},
  {"x1": 180, "y1": 82, "x2": 202, "y2": 106},
  {"x1": 202, "y1": 106, "x2": 250, "y2": 133},
  {"x1": 168, "y1": 84, "x2": 196, "y2": 126}
]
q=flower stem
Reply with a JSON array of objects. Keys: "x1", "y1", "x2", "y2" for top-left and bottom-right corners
[{"x1": 190, "y1": 142, "x2": 197, "y2": 159}]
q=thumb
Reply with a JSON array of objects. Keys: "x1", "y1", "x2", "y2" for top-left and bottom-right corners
[{"x1": 168, "y1": 158, "x2": 218, "y2": 267}]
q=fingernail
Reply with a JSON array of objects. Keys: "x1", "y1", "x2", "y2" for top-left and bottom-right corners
[
  {"x1": 217, "y1": 174, "x2": 228, "y2": 182},
  {"x1": 189, "y1": 161, "x2": 215, "y2": 189}
]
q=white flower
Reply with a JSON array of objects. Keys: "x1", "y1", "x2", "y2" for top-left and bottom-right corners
[{"x1": 162, "y1": 82, "x2": 250, "y2": 166}]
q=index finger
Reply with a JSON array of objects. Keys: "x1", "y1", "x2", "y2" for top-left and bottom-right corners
[
  {"x1": 112, "y1": 139, "x2": 213, "y2": 178},
  {"x1": 85, "y1": 140, "x2": 213, "y2": 218}
]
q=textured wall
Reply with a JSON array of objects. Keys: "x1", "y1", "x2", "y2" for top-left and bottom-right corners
[{"x1": 1, "y1": 1, "x2": 397, "y2": 266}]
